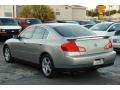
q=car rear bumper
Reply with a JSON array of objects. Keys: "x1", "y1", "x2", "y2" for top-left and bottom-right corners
[
  {"x1": 56, "y1": 63, "x2": 114, "y2": 71},
  {"x1": 55, "y1": 51, "x2": 116, "y2": 69}
]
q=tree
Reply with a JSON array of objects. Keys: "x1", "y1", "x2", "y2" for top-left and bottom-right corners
[
  {"x1": 20, "y1": 5, "x2": 55, "y2": 22},
  {"x1": 20, "y1": 6, "x2": 31, "y2": 18},
  {"x1": 87, "y1": 9, "x2": 98, "y2": 17},
  {"x1": 118, "y1": 10, "x2": 120, "y2": 13},
  {"x1": 105, "y1": 10, "x2": 117, "y2": 16}
]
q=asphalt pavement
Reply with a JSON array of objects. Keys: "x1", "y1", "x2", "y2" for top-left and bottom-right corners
[{"x1": 0, "y1": 40, "x2": 120, "y2": 85}]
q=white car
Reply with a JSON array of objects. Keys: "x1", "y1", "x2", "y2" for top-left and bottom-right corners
[
  {"x1": 111, "y1": 31, "x2": 120, "y2": 53},
  {"x1": 0, "y1": 17, "x2": 21, "y2": 38},
  {"x1": 90, "y1": 22, "x2": 120, "y2": 37}
]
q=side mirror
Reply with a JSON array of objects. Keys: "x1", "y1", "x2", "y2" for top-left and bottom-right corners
[
  {"x1": 108, "y1": 29, "x2": 115, "y2": 32},
  {"x1": 13, "y1": 35, "x2": 21, "y2": 39}
]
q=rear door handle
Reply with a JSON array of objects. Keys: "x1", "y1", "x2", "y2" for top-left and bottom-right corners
[{"x1": 39, "y1": 44, "x2": 42, "y2": 45}]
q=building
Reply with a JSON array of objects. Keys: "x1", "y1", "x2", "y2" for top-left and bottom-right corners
[
  {"x1": 0, "y1": 5, "x2": 16, "y2": 17},
  {"x1": 49, "y1": 5, "x2": 87, "y2": 20},
  {"x1": 16, "y1": 5, "x2": 87, "y2": 20}
]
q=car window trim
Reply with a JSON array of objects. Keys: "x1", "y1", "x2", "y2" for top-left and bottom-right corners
[{"x1": 32, "y1": 26, "x2": 49, "y2": 39}]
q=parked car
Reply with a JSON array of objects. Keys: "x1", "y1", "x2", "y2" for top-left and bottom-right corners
[
  {"x1": 82, "y1": 24, "x2": 94, "y2": 29},
  {"x1": 3, "y1": 23, "x2": 116, "y2": 78},
  {"x1": 57, "y1": 20, "x2": 95, "y2": 28},
  {"x1": 0, "y1": 17, "x2": 21, "y2": 38},
  {"x1": 57, "y1": 20, "x2": 79, "y2": 24},
  {"x1": 90, "y1": 22, "x2": 120, "y2": 36},
  {"x1": 111, "y1": 30, "x2": 120, "y2": 53},
  {"x1": 16, "y1": 18, "x2": 42, "y2": 30},
  {"x1": 44, "y1": 21, "x2": 58, "y2": 23},
  {"x1": 91, "y1": 20, "x2": 101, "y2": 24},
  {"x1": 74, "y1": 20, "x2": 96, "y2": 25}
]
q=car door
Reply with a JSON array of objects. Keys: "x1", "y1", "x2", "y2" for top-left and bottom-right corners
[
  {"x1": 13, "y1": 26, "x2": 35, "y2": 61},
  {"x1": 21, "y1": 26, "x2": 48, "y2": 64},
  {"x1": 108, "y1": 23, "x2": 120, "y2": 36}
]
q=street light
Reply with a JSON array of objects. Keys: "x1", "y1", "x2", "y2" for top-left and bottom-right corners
[
  {"x1": 13, "y1": 5, "x2": 15, "y2": 17},
  {"x1": 109, "y1": 5, "x2": 112, "y2": 20}
]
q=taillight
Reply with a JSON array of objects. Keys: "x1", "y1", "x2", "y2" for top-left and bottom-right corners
[
  {"x1": 61, "y1": 41, "x2": 86, "y2": 52},
  {"x1": 104, "y1": 39, "x2": 113, "y2": 49}
]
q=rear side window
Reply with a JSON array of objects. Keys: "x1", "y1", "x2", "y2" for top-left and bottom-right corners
[
  {"x1": 53, "y1": 25, "x2": 95, "y2": 37},
  {"x1": 32, "y1": 27, "x2": 48, "y2": 39}
]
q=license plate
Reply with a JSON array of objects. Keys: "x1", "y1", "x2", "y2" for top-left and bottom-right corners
[{"x1": 93, "y1": 58, "x2": 104, "y2": 65}]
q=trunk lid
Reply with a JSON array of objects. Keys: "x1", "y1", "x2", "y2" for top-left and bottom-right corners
[{"x1": 66, "y1": 36, "x2": 112, "y2": 55}]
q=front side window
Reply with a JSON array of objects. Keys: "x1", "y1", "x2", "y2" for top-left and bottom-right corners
[{"x1": 20, "y1": 26, "x2": 35, "y2": 39}]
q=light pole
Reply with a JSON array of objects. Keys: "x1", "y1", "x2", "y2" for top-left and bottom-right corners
[
  {"x1": 109, "y1": 5, "x2": 112, "y2": 20},
  {"x1": 13, "y1": 5, "x2": 15, "y2": 17}
]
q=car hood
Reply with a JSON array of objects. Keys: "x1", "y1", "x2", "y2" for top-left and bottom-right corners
[{"x1": 0, "y1": 26, "x2": 21, "y2": 29}]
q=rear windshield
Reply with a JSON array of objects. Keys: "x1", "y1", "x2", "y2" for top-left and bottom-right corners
[
  {"x1": 26, "y1": 19, "x2": 42, "y2": 25},
  {"x1": 0, "y1": 18, "x2": 18, "y2": 26},
  {"x1": 53, "y1": 25, "x2": 95, "y2": 37}
]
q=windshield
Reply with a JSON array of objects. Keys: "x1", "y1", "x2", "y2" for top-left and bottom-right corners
[
  {"x1": 0, "y1": 18, "x2": 18, "y2": 26},
  {"x1": 26, "y1": 19, "x2": 42, "y2": 25},
  {"x1": 53, "y1": 25, "x2": 95, "y2": 37},
  {"x1": 90, "y1": 23, "x2": 112, "y2": 31}
]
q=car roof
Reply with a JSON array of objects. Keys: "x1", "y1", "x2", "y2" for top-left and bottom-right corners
[
  {"x1": 44, "y1": 23, "x2": 79, "y2": 27},
  {"x1": 96, "y1": 21, "x2": 120, "y2": 25}
]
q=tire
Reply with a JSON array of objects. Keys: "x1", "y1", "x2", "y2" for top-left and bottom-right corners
[
  {"x1": 3, "y1": 46, "x2": 14, "y2": 63},
  {"x1": 116, "y1": 51, "x2": 120, "y2": 54},
  {"x1": 41, "y1": 54, "x2": 56, "y2": 78}
]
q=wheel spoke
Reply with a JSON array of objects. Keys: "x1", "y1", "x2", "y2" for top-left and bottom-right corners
[
  {"x1": 47, "y1": 65, "x2": 51, "y2": 72},
  {"x1": 4, "y1": 48, "x2": 10, "y2": 61}
]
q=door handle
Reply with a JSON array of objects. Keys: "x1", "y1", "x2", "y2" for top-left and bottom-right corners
[{"x1": 39, "y1": 44, "x2": 42, "y2": 45}]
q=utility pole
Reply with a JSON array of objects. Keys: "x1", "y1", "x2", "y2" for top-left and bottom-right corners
[
  {"x1": 118, "y1": 5, "x2": 120, "y2": 11},
  {"x1": 13, "y1": 5, "x2": 15, "y2": 17},
  {"x1": 109, "y1": 5, "x2": 112, "y2": 20}
]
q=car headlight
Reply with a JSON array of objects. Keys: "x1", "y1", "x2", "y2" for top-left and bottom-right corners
[
  {"x1": 0, "y1": 29, "x2": 6, "y2": 32},
  {"x1": 1, "y1": 29, "x2": 6, "y2": 32}
]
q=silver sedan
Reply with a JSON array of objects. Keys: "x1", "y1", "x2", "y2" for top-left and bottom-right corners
[{"x1": 3, "y1": 23, "x2": 116, "y2": 78}]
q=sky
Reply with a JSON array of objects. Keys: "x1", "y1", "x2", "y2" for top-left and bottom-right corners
[{"x1": 1, "y1": 0, "x2": 120, "y2": 10}]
